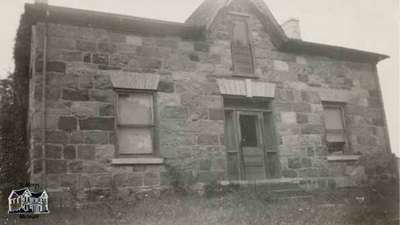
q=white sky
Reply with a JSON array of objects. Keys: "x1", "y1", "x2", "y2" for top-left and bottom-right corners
[{"x1": 0, "y1": 0, "x2": 399, "y2": 155}]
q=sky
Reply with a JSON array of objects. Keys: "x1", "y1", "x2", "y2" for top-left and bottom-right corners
[{"x1": 0, "y1": 0, "x2": 398, "y2": 155}]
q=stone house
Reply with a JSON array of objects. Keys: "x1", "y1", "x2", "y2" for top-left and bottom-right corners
[{"x1": 21, "y1": 0, "x2": 391, "y2": 200}]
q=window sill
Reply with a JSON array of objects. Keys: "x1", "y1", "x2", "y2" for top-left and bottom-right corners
[
  {"x1": 231, "y1": 74, "x2": 258, "y2": 79},
  {"x1": 327, "y1": 155, "x2": 361, "y2": 162},
  {"x1": 111, "y1": 158, "x2": 164, "y2": 165}
]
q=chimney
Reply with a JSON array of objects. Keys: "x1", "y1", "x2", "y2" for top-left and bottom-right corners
[
  {"x1": 282, "y1": 18, "x2": 302, "y2": 40},
  {"x1": 34, "y1": 0, "x2": 48, "y2": 5}
]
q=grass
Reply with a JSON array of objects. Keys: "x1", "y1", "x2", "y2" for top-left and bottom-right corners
[{"x1": 0, "y1": 185, "x2": 398, "y2": 225}]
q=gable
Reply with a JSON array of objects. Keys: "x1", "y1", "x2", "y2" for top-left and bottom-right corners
[
  {"x1": 186, "y1": 0, "x2": 387, "y2": 63},
  {"x1": 186, "y1": 0, "x2": 287, "y2": 47}
]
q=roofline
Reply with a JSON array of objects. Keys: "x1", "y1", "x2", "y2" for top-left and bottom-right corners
[
  {"x1": 24, "y1": 3, "x2": 206, "y2": 40},
  {"x1": 282, "y1": 39, "x2": 389, "y2": 63},
  {"x1": 24, "y1": 2, "x2": 388, "y2": 63}
]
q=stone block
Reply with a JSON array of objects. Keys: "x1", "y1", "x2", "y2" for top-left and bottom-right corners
[
  {"x1": 179, "y1": 42, "x2": 194, "y2": 52},
  {"x1": 299, "y1": 168, "x2": 320, "y2": 177},
  {"x1": 62, "y1": 88, "x2": 89, "y2": 101},
  {"x1": 71, "y1": 102, "x2": 98, "y2": 118},
  {"x1": 301, "y1": 158, "x2": 312, "y2": 168},
  {"x1": 144, "y1": 172, "x2": 160, "y2": 186},
  {"x1": 292, "y1": 103, "x2": 311, "y2": 113},
  {"x1": 160, "y1": 106, "x2": 187, "y2": 119},
  {"x1": 113, "y1": 173, "x2": 143, "y2": 187},
  {"x1": 296, "y1": 113, "x2": 308, "y2": 124},
  {"x1": 296, "y1": 56, "x2": 307, "y2": 65},
  {"x1": 63, "y1": 145, "x2": 76, "y2": 160},
  {"x1": 157, "y1": 38, "x2": 179, "y2": 49},
  {"x1": 93, "y1": 53, "x2": 109, "y2": 65},
  {"x1": 70, "y1": 131, "x2": 109, "y2": 144},
  {"x1": 77, "y1": 145, "x2": 96, "y2": 160},
  {"x1": 199, "y1": 159, "x2": 212, "y2": 171},
  {"x1": 76, "y1": 40, "x2": 96, "y2": 51},
  {"x1": 297, "y1": 74, "x2": 309, "y2": 82},
  {"x1": 301, "y1": 91, "x2": 320, "y2": 104},
  {"x1": 194, "y1": 42, "x2": 209, "y2": 52},
  {"x1": 198, "y1": 171, "x2": 218, "y2": 183},
  {"x1": 89, "y1": 90, "x2": 114, "y2": 103},
  {"x1": 46, "y1": 131, "x2": 69, "y2": 144},
  {"x1": 58, "y1": 116, "x2": 77, "y2": 131},
  {"x1": 209, "y1": 109, "x2": 224, "y2": 120},
  {"x1": 158, "y1": 93, "x2": 181, "y2": 107},
  {"x1": 189, "y1": 53, "x2": 200, "y2": 62},
  {"x1": 198, "y1": 134, "x2": 219, "y2": 145},
  {"x1": 88, "y1": 174, "x2": 112, "y2": 188},
  {"x1": 301, "y1": 125, "x2": 324, "y2": 135},
  {"x1": 79, "y1": 117, "x2": 115, "y2": 130},
  {"x1": 99, "y1": 104, "x2": 114, "y2": 116},
  {"x1": 47, "y1": 61, "x2": 66, "y2": 73},
  {"x1": 282, "y1": 169, "x2": 297, "y2": 178},
  {"x1": 98, "y1": 42, "x2": 116, "y2": 53},
  {"x1": 95, "y1": 145, "x2": 114, "y2": 161},
  {"x1": 45, "y1": 145, "x2": 63, "y2": 159},
  {"x1": 68, "y1": 161, "x2": 83, "y2": 173},
  {"x1": 93, "y1": 74, "x2": 112, "y2": 89},
  {"x1": 288, "y1": 158, "x2": 302, "y2": 169},
  {"x1": 60, "y1": 174, "x2": 78, "y2": 188},
  {"x1": 46, "y1": 160, "x2": 67, "y2": 174},
  {"x1": 158, "y1": 80, "x2": 175, "y2": 93},
  {"x1": 82, "y1": 161, "x2": 110, "y2": 173},
  {"x1": 280, "y1": 112, "x2": 297, "y2": 124},
  {"x1": 33, "y1": 160, "x2": 43, "y2": 174},
  {"x1": 126, "y1": 36, "x2": 143, "y2": 46},
  {"x1": 274, "y1": 60, "x2": 289, "y2": 71},
  {"x1": 32, "y1": 145, "x2": 43, "y2": 159}
]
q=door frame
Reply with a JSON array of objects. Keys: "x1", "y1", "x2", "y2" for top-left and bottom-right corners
[{"x1": 233, "y1": 111, "x2": 269, "y2": 180}]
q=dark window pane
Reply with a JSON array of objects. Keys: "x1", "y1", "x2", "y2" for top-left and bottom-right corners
[
  {"x1": 240, "y1": 115, "x2": 258, "y2": 147},
  {"x1": 327, "y1": 142, "x2": 345, "y2": 154}
]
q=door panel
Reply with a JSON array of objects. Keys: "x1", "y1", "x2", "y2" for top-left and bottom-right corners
[
  {"x1": 224, "y1": 109, "x2": 279, "y2": 181},
  {"x1": 239, "y1": 112, "x2": 266, "y2": 180}
]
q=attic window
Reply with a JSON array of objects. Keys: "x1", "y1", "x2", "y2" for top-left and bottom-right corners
[{"x1": 231, "y1": 18, "x2": 254, "y2": 76}]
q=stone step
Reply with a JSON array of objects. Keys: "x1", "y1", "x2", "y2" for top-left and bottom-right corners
[
  {"x1": 270, "y1": 189, "x2": 312, "y2": 200},
  {"x1": 255, "y1": 182, "x2": 302, "y2": 191}
]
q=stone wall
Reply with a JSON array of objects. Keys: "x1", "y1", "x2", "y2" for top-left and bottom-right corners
[
  {"x1": 27, "y1": 0, "x2": 389, "y2": 201},
  {"x1": 208, "y1": 0, "x2": 389, "y2": 185}
]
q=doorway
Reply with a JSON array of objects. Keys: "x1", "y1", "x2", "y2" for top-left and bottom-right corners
[{"x1": 224, "y1": 98, "x2": 280, "y2": 181}]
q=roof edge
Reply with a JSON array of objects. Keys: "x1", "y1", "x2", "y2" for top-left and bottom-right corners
[
  {"x1": 24, "y1": 2, "x2": 389, "y2": 63},
  {"x1": 24, "y1": 3, "x2": 206, "y2": 40},
  {"x1": 282, "y1": 39, "x2": 389, "y2": 63}
]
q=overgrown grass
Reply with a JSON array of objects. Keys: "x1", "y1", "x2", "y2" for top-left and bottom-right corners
[{"x1": 0, "y1": 185, "x2": 398, "y2": 225}]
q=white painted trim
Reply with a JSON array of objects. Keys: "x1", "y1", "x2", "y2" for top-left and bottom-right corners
[
  {"x1": 327, "y1": 155, "x2": 361, "y2": 162},
  {"x1": 112, "y1": 158, "x2": 164, "y2": 165},
  {"x1": 216, "y1": 78, "x2": 276, "y2": 98}
]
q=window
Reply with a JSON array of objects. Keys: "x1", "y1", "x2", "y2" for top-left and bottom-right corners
[
  {"x1": 231, "y1": 19, "x2": 254, "y2": 75},
  {"x1": 117, "y1": 92, "x2": 156, "y2": 155},
  {"x1": 322, "y1": 103, "x2": 347, "y2": 154}
]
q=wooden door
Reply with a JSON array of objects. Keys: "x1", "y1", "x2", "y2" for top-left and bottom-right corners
[{"x1": 238, "y1": 112, "x2": 266, "y2": 180}]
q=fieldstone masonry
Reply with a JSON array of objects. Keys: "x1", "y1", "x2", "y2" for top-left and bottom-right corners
[{"x1": 25, "y1": 0, "x2": 391, "y2": 202}]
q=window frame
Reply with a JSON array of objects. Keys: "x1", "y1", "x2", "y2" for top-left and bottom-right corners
[
  {"x1": 114, "y1": 89, "x2": 159, "y2": 158},
  {"x1": 230, "y1": 15, "x2": 256, "y2": 77},
  {"x1": 322, "y1": 102, "x2": 350, "y2": 155}
]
